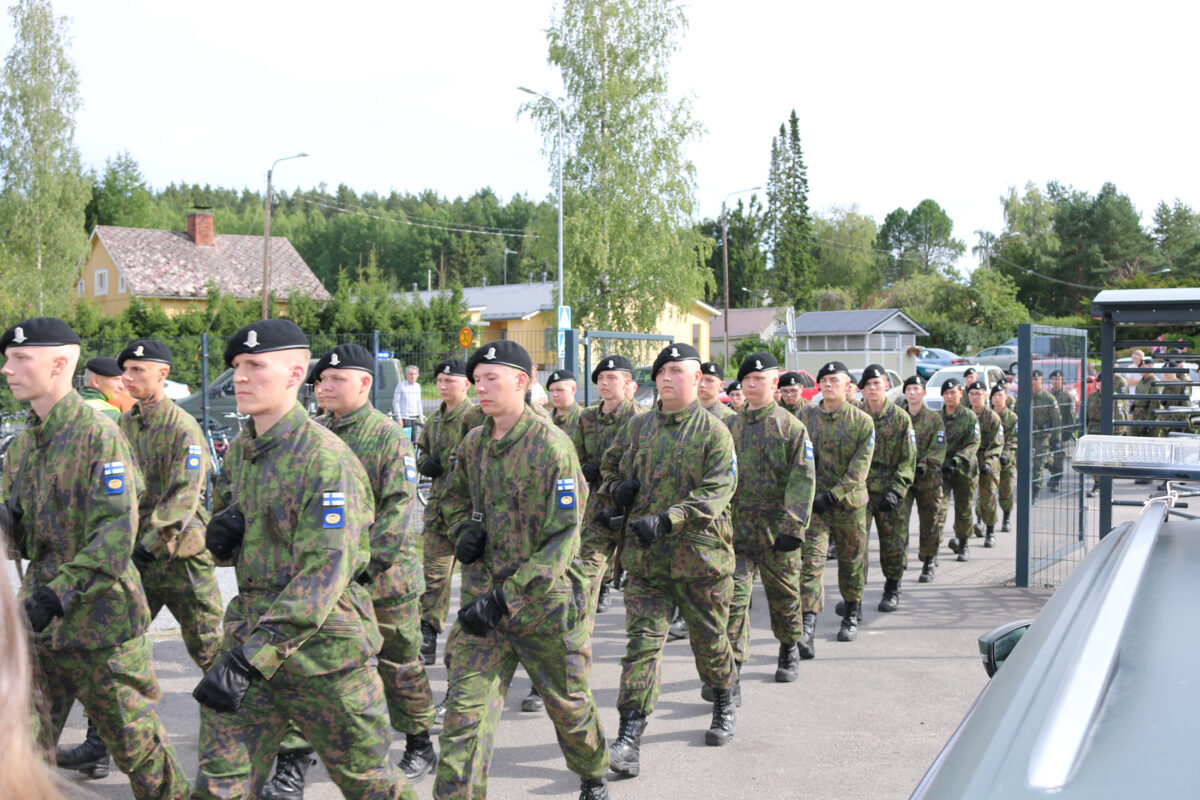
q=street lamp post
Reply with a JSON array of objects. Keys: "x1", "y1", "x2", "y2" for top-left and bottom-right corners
[
  {"x1": 261, "y1": 152, "x2": 308, "y2": 320},
  {"x1": 519, "y1": 86, "x2": 566, "y2": 367},
  {"x1": 504, "y1": 248, "x2": 518, "y2": 284},
  {"x1": 722, "y1": 186, "x2": 761, "y2": 365}
]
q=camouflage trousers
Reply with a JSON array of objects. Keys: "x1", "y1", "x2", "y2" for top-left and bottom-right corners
[
  {"x1": 905, "y1": 480, "x2": 944, "y2": 561},
  {"x1": 727, "y1": 548, "x2": 802, "y2": 664},
  {"x1": 38, "y1": 636, "x2": 190, "y2": 800},
  {"x1": 435, "y1": 575, "x2": 607, "y2": 798},
  {"x1": 192, "y1": 662, "x2": 414, "y2": 800},
  {"x1": 579, "y1": 521, "x2": 618, "y2": 634},
  {"x1": 977, "y1": 463, "x2": 999, "y2": 526},
  {"x1": 141, "y1": 549, "x2": 223, "y2": 672},
  {"x1": 867, "y1": 490, "x2": 910, "y2": 582},
  {"x1": 278, "y1": 586, "x2": 437, "y2": 754},
  {"x1": 998, "y1": 461, "x2": 1015, "y2": 513},
  {"x1": 937, "y1": 473, "x2": 978, "y2": 540},
  {"x1": 1031, "y1": 434, "x2": 1052, "y2": 488},
  {"x1": 617, "y1": 573, "x2": 736, "y2": 716},
  {"x1": 419, "y1": 515, "x2": 457, "y2": 633},
  {"x1": 801, "y1": 504, "x2": 868, "y2": 613}
]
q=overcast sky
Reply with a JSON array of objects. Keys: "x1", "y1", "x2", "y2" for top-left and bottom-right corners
[{"x1": 4, "y1": 0, "x2": 1197, "y2": 274}]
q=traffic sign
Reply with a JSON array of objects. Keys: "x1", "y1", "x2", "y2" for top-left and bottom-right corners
[{"x1": 458, "y1": 327, "x2": 473, "y2": 349}]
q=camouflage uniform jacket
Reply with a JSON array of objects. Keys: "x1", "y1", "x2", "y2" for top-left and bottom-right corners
[
  {"x1": 780, "y1": 399, "x2": 804, "y2": 418},
  {"x1": 1086, "y1": 385, "x2": 1127, "y2": 431},
  {"x1": 1, "y1": 390, "x2": 150, "y2": 650},
  {"x1": 439, "y1": 406, "x2": 587, "y2": 623},
  {"x1": 551, "y1": 401, "x2": 583, "y2": 439},
  {"x1": 997, "y1": 406, "x2": 1018, "y2": 460},
  {"x1": 603, "y1": 399, "x2": 737, "y2": 582},
  {"x1": 1031, "y1": 389, "x2": 1062, "y2": 436},
  {"x1": 119, "y1": 395, "x2": 209, "y2": 560},
  {"x1": 79, "y1": 386, "x2": 120, "y2": 422},
  {"x1": 214, "y1": 403, "x2": 380, "y2": 679},
  {"x1": 974, "y1": 406, "x2": 1003, "y2": 472},
  {"x1": 862, "y1": 398, "x2": 916, "y2": 497},
  {"x1": 573, "y1": 397, "x2": 640, "y2": 513},
  {"x1": 1050, "y1": 388, "x2": 1076, "y2": 431},
  {"x1": 417, "y1": 399, "x2": 486, "y2": 512},
  {"x1": 941, "y1": 405, "x2": 981, "y2": 479},
  {"x1": 728, "y1": 401, "x2": 814, "y2": 549},
  {"x1": 317, "y1": 401, "x2": 423, "y2": 598},
  {"x1": 797, "y1": 400, "x2": 875, "y2": 510},
  {"x1": 703, "y1": 400, "x2": 738, "y2": 427},
  {"x1": 907, "y1": 403, "x2": 946, "y2": 491}
]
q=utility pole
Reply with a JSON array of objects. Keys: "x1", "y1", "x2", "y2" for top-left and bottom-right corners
[{"x1": 261, "y1": 152, "x2": 308, "y2": 319}]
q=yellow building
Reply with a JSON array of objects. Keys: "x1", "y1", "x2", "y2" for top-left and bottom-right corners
[{"x1": 77, "y1": 211, "x2": 329, "y2": 316}]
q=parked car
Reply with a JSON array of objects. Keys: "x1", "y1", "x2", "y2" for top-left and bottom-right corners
[
  {"x1": 794, "y1": 369, "x2": 821, "y2": 401},
  {"x1": 910, "y1": 434, "x2": 1199, "y2": 800},
  {"x1": 915, "y1": 348, "x2": 965, "y2": 379},
  {"x1": 163, "y1": 379, "x2": 190, "y2": 400},
  {"x1": 971, "y1": 345, "x2": 1020, "y2": 373},
  {"x1": 922, "y1": 364, "x2": 1007, "y2": 410},
  {"x1": 848, "y1": 367, "x2": 905, "y2": 404}
]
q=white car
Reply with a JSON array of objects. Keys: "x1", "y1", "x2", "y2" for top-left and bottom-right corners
[
  {"x1": 923, "y1": 364, "x2": 1007, "y2": 410},
  {"x1": 971, "y1": 345, "x2": 1020, "y2": 374},
  {"x1": 164, "y1": 379, "x2": 190, "y2": 400},
  {"x1": 848, "y1": 367, "x2": 905, "y2": 404}
]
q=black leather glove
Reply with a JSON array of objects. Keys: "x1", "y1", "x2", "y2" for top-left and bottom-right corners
[
  {"x1": 0, "y1": 501, "x2": 20, "y2": 538},
  {"x1": 812, "y1": 491, "x2": 835, "y2": 515},
  {"x1": 980, "y1": 461, "x2": 992, "y2": 476},
  {"x1": 596, "y1": 507, "x2": 625, "y2": 531},
  {"x1": 454, "y1": 522, "x2": 487, "y2": 564},
  {"x1": 613, "y1": 479, "x2": 641, "y2": 508},
  {"x1": 458, "y1": 586, "x2": 508, "y2": 636},
  {"x1": 581, "y1": 462, "x2": 601, "y2": 484},
  {"x1": 206, "y1": 505, "x2": 245, "y2": 561},
  {"x1": 417, "y1": 456, "x2": 443, "y2": 478},
  {"x1": 23, "y1": 586, "x2": 63, "y2": 633},
  {"x1": 877, "y1": 488, "x2": 903, "y2": 513},
  {"x1": 772, "y1": 533, "x2": 804, "y2": 552},
  {"x1": 132, "y1": 542, "x2": 156, "y2": 571},
  {"x1": 629, "y1": 512, "x2": 671, "y2": 546},
  {"x1": 192, "y1": 645, "x2": 261, "y2": 713},
  {"x1": 914, "y1": 464, "x2": 926, "y2": 480},
  {"x1": 999, "y1": 454, "x2": 1010, "y2": 467},
  {"x1": 355, "y1": 558, "x2": 389, "y2": 586},
  {"x1": 941, "y1": 463, "x2": 955, "y2": 480}
]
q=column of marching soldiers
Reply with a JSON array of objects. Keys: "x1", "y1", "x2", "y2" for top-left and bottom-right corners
[{"x1": 1, "y1": 312, "x2": 1105, "y2": 800}]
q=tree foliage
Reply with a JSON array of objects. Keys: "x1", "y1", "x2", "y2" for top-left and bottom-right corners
[
  {"x1": 765, "y1": 110, "x2": 815, "y2": 308},
  {"x1": 698, "y1": 195, "x2": 767, "y2": 309},
  {"x1": 875, "y1": 199, "x2": 966, "y2": 284},
  {"x1": 812, "y1": 204, "x2": 880, "y2": 305}
]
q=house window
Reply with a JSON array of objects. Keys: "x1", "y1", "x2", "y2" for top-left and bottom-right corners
[
  {"x1": 77, "y1": 278, "x2": 84, "y2": 297},
  {"x1": 94, "y1": 269, "x2": 108, "y2": 296},
  {"x1": 692, "y1": 323, "x2": 700, "y2": 347},
  {"x1": 118, "y1": 272, "x2": 127, "y2": 294}
]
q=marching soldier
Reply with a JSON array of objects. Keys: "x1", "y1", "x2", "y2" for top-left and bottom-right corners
[
  {"x1": 991, "y1": 384, "x2": 1018, "y2": 529},
  {"x1": 968, "y1": 381, "x2": 1003, "y2": 547},
  {"x1": 1029, "y1": 370, "x2": 1061, "y2": 503},
  {"x1": 547, "y1": 368, "x2": 583, "y2": 437},
  {"x1": 191, "y1": 319, "x2": 412, "y2": 800},
  {"x1": 78, "y1": 356, "x2": 124, "y2": 421},
  {"x1": 857, "y1": 364, "x2": 915, "y2": 613},
  {"x1": 726, "y1": 380, "x2": 745, "y2": 412},
  {"x1": 796, "y1": 361, "x2": 875, "y2": 651},
  {"x1": 937, "y1": 378, "x2": 981, "y2": 562},
  {"x1": 606, "y1": 343, "x2": 740, "y2": 779},
  {"x1": 902, "y1": 375, "x2": 946, "y2": 583},
  {"x1": 724, "y1": 352, "x2": 813, "y2": 686},
  {"x1": 1047, "y1": 370, "x2": 1076, "y2": 492},
  {"x1": 778, "y1": 371, "x2": 805, "y2": 416},
  {"x1": 698, "y1": 361, "x2": 737, "y2": 425},
  {"x1": 434, "y1": 340, "x2": 610, "y2": 800},
  {"x1": 0, "y1": 317, "x2": 190, "y2": 799}
]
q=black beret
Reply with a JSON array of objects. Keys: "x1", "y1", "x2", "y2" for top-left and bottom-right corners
[
  {"x1": 990, "y1": 383, "x2": 1008, "y2": 396},
  {"x1": 1049, "y1": 369, "x2": 1063, "y2": 378},
  {"x1": 118, "y1": 338, "x2": 172, "y2": 369},
  {"x1": 903, "y1": 374, "x2": 925, "y2": 389},
  {"x1": 737, "y1": 351, "x2": 780, "y2": 382},
  {"x1": 778, "y1": 371, "x2": 802, "y2": 388},
  {"x1": 725, "y1": 380, "x2": 742, "y2": 393},
  {"x1": 546, "y1": 368, "x2": 576, "y2": 388},
  {"x1": 816, "y1": 361, "x2": 850, "y2": 381},
  {"x1": 1031, "y1": 369, "x2": 1043, "y2": 379},
  {"x1": 85, "y1": 356, "x2": 122, "y2": 377},
  {"x1": 650, "y1": 343, "x2": 701, "y2": 380},
  {"x1": 966, "y1": 380, "x2": 987, "y2": 393},
  {"x1": 224, "y1": 319, "x2": 309, "y2": 368},
  {"x1": 0, "y1": 317, "x2": 80, "y2": 350},
  {"x1": 310, "y1": 343, "x2": 375, "y2": 383},
  {"x1": 591, "y1": 354, "x2": 633, "y2": 384},
  {"x1": 941, "y1": 377, "x2": 964, "y2": 392},
  {"x1": 963, "y1": 367, "x2": 978, "y2": 377},
  {"x1": 700, "y1": 361, "x2": 725, "y2": 380},
  {"x1": 434, "y1": 358, "x2": 468, "y2": 378},
  {"x1": 466, "y1": 340, "x2": 532, "y2": 383},
  {"x1": 858, "y1": 363, "x2": 887, "y2": 389}
]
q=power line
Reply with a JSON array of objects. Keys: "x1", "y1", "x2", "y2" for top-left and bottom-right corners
[
  {"x1": 295, "y1": 196, "x2": 541, "y2": 239},
  {"x1": 989, "y1": 254, "x2": 1105, "y2": 291},
  {"x1": 300, "y1": 193, "x2": 535, "y2": 235}
]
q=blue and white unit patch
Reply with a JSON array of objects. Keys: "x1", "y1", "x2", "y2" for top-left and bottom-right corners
[
  {"x1": 937, "y1": 430, "x2": 945, "y2": 444},
  {"x1": 322, "y1": 491, "x2": 345, "y2": 528},
  {"x1": 103, "y1": 461, "x2": 125, "y2": 495},
  {"x1": 404, "y1": 455, "x2": 418, "y2": 483},
  {"x1": 556, "y1": 478, "x2": 576, "y2": 509},
  {"x1": 805, "y1": 441, "x2": 814, "y2": 461},
  {"x1": 186, "y1": 444, "x2": 203, "y2": 471}
]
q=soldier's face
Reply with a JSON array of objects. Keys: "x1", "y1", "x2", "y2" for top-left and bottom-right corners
[
  {"x1": 548, "y1": 381, "x2": 576, "y2": 410},
  {"x1": 472, "y1": 364, "x2": 525, "y2": 416},
  {"x1": 969, "y1": 388, "x2": 986, "y2": 409},
  {"x1": 315, "y1": 368, "x2": 371, "y2": 415},
  {"x1": 904, "y1": 384, "x2": 926, "y2": 406},
  {"x1": 1051, "y1": 377, "x2": 1063, "y2": 390},
  {"x1": 943, "y1": 386, "x2": 962, "y2": 410},
  {"x1": 697, "y1": 374, "x2": 722, "y2": 405},
  {"x1": 435, "y1": 373, "x2": 469, "y2": 405},
  {"x1": 1032, "y1": 377, "x2": 1043, "y2": 392},
  {"x1": 2, "y1": 347, "x2": 54, "y2": 401},
  {"x1": 741, "y1": 370, "x2": 777, "y2": 409},
  {"x1": 819, "y1": 373, "x2": 848, "y2": 404},
  {"x1": 655, "y1": 361, "x2": 699, "y2": 411},
  {"x1": 92, "y1": 373, "x2": 125, "y2": 401},
  {"x1": 232, "y1": 351, "x2": 306, "y2": 418},
  {"x1": 121, "y1": 360, "x2": 168, "y2": 401},
  {"x1": 728, "y1": 389, "x2": 745, "y2": 409},
  {"x1": 780, "y1": 385, "x2": 801, "y2": 405},
  {"x1": 861, "y1": 376, "x2": 887, "y2": 405},
  {"x1": 596, "y1": 370, "x2": 628, "y2": 402}
]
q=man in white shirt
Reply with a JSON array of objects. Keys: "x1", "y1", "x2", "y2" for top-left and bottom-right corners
[{"x1": 393, "y1": 365, "x2": 425, "y2": 436}]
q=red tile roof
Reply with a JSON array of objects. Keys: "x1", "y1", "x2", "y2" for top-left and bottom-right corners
[{"x1": 91, "y1": 226, "x2": 330, "y2": 302}]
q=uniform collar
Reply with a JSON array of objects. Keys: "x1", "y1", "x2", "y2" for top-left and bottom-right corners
[
  {"x1": 598, "y1": 397, "x2": 634, "y2": 423},
  {"x1": 30, "y1": 390, "x2": 84, "y2": 446},
  {"x1": 327, "y1": 400, "x2": 372, "y2": 431},
  {"x1": 244, "y1": 403, "x2": 306, "y2": 460},
  {"x1": 131, "y1": 394, "x2": 170, "y2": 427},
  {"x1": 655, "y1": 398, "x2": 699, "y2": 426},
  {"x1": 741, "y1": 401, "x2": 776, "y2": 423},
  {"x1": 483, "y1": 404, "x2": 536, "y2": 455}
]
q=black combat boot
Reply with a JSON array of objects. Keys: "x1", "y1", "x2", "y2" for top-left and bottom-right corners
[
  {"x1": 984, "y1": 525, "x2": 996, "y2": 548},
  {"x1": 918, "y1": 556, "x2": 936, "y2": 583},
  {"x1": 973, "y1": 521, "x2": 985, "y2": 539},
  {"x1": 797, "y1": 612, "x2": 817, "y2": 659},
  {"x1": 56, "y1": 719, "x2": 110, "y2": 779},
  {"x1": 1048, "y1": 476, "x2": 1060, "y2": 493},
  {"x1": 834, "y1": 599, "x2": 863, "y2": 622},
  {"x1": 1031, "y1": 485, "x2": 1040, "y2": 505},
  {"x1": 877, "y1": 578, "x2": 900, "y2": 612},
  {"x1": 260, "y1": 750, "x2": 317, "y2": 800},
  {"x1": 826, "y1": 540, "x2": 838, "y2": 560},
  {"x1": 705, "y1": 687, "x2": 737, "y2": 746},
  {"x1": 701, "y1": 674, "x2": 742, "y2": 705},
  {"x1": 580, "y1": 776, "x2": 611, "y2": 799},
  {"x1": 775, "y1": 641, "x2": 800, "y2": 682},
  {"x1": 608, "y1": 709, "x2": 648, "y2": 777},
  {"x1": 1001, "y1": 510, "x2": 1011, "y2": 532},
  {"x1": 667, "y1": 609, "x2": 689, "y2": 641},
  {"x1": 837, "y1": 601, "x2": 860, "y2": 642},
  {"x1": 420, "y1": 621, "x2": 437, "y2": 666},
  {"x1": 955, "y1": 537, "x2": 970, "y2": 562},
  {"x1": 596, "y1": 581, "x2": 612, "y2": 613},
  {"x1": 522, "y1": 684, "x2": 544, "y2": 712},
  {"x1": 398, "y1": 730, "x2": 437, "y2": 783}
]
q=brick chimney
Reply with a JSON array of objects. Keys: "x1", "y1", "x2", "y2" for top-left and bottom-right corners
[{"x1": 187, "y1": 211, "x2": 214, "y2": 246}]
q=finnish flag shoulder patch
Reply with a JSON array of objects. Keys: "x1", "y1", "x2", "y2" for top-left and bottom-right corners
[
  {"x1": 556, "y1": 478, "x2": 576, "y2": 509},
  {"x1": 185, "y1": 444, "x2": 203, "y2": 471},
  {"x1": 936, "y1": 430, "x2": 945, "y2": 444},
  {"x1": 404, "y1": 455, "x2": 418, "y2": 484},
  {"x1": 322, "y1": 491, "x2": 345, "y2": 528},
  {"x1": 103, "y1": 461, "x2": 125, "y2": 495},
  {"x1": 805, "y1": 440, "x2": 814, "y2": 461},
  {"x1": 909, "y1": 429, "x2": 917, "y2": 448}
]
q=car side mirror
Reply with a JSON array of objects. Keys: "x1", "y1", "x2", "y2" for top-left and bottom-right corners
[{"x1": 978, "y1": 619, "x2": 1033, "y2": 677}]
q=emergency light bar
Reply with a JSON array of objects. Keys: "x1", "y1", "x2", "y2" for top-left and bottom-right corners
[{"x1": 1073, "y1": 434, "x2": 1200, "y2": 481}]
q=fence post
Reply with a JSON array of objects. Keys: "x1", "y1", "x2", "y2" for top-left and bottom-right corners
[
  {"x1": 1015, "y1": 323, "x2": 1031, "y2": 588},
  {"x1": 371, "y1": 330, "x2": 380, "y2": 411},
  {"x1": 201, "y1": 333, "x2": 211, "y2": 511},
  {"x1": 564, "y1": 329, "x2": 577, "y2": 377}
]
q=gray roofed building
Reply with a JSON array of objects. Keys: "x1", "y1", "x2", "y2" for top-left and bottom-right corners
[
  {"x1": 777, "y1": 308, "x2": 928, "y2": 379},
  {"x1": 396, "y1": 280, "x2": 555, "y2": 321}
]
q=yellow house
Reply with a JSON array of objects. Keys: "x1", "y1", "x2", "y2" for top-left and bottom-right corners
[
  {"x1": 396, "y1": 280, "x2": 720, "y2": 371},
  {"x1": 77, "y1": 211, "x2": 330, "y2": 316}
]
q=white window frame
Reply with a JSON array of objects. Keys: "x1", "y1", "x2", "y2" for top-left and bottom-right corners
[
  {"x1": 77, "y1": 278, "x2": 85, "y2": 297},
  {"x1": 117, "y1": 272, "x2": 127, "y2": 294},
  {"x1": 94, "y1": 268, "x2": 108, "y2": 296}
]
